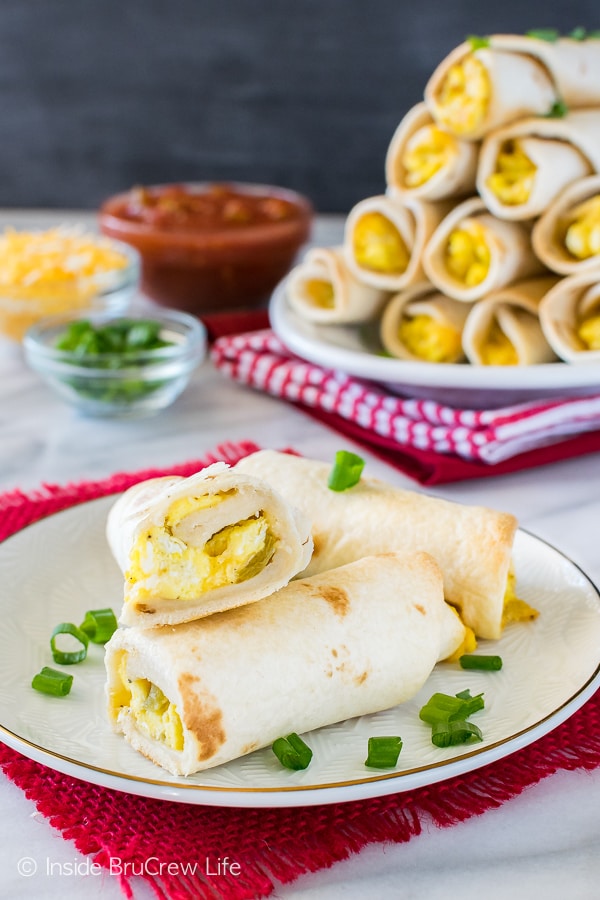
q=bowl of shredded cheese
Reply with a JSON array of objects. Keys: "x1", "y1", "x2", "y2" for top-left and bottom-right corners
[{"x1": 0, "y1": 225, "x2": 140, "y2": 342}]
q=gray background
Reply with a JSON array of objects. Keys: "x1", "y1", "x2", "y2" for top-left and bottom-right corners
[{"x1": 0, "y1": 1, "x2": 597, "y2": 213}]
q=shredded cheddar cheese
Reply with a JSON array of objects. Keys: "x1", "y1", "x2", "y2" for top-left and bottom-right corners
[{"x1": 0, "y1": 226, "x2": 131, "y2": 341}]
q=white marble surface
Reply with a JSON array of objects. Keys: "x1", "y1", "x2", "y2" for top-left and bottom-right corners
[{"x1": 1, "y1": 212, "x2": 600, "y2": 899}]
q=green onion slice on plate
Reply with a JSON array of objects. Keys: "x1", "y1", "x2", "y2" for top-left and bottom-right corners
[
  {"x1": 271, "y1": 733, "x2": 313, "y2": 770},
  {"x1": 459, "y1": 654, "x2": 503, "y2": 671},
  {"x1": 80, "y1": 608, "x2": 118, "y2": 644},
  {"x1": 365, "y1": 736, "x2": 403, "y2": 768},
  {"x1": 31, "y1": 666, "x2": 73, "y2": 697},
  {"x1": 50, "y1": 622, "x2": 89, "y2": 665},
  {"x1": 431, "y1": 719, "x2": 483, "y2": 748}
]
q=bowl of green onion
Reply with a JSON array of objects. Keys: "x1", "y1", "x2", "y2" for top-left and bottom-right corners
[{"x1": 23, "y1": 309, "x2": 206, "y2": 417}]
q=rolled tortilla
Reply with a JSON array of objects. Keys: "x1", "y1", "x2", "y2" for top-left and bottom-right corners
[
  {"x1": 379, "y1": 282, "x2": 470, "y2": 363},
  {"x1": 422, "y1": 196, "x2": 545, "y2": 303},
  {"x1": 105, "y1": 552, "x2": 465, "y2": 776},
  {"x1": 236, "y1": 450, "x2": 519, "y2": 639},
  {"x1": 539, "y1": 272, "x2": 600, "y2": 362},
  {"x1": 385, "y1": 102, "x2": 479, "y2": 201},
  {"x1": 424, "y1": 34, "x2": 600, "y2": 140},
  {"x1": 286, "y1": 245, "x2": 389, "y2": 324},
  {"x1": 477, "y1": 111, "x2": 599, "y2": 221},
  {"x1": 343, "y1": 193, "x2": 452, "y2": 292},
  {"x1": 106, "y1": 462, "x2": 313, "y2": 628},
  {"x1": 532, "y1": 174, "x2": 600, "y2": 274},
  {"x1": 462, "y1": 276, "x2": 560, "y2": 366}
]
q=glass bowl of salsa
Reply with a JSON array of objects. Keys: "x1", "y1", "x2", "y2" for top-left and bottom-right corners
[{"x1": 98, "y1": 182, "x2": 313, "y2": 313}]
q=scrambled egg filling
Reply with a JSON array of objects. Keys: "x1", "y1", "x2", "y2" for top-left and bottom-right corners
[
  {"x1": 303, "y1": 277, "x2": 335, "y2": 309},
  {"x1": 117, "y1": 657, "x2": 184, "y2": 751},
  {"x1": 402, "y1": 126, "x2": 457, "y2": 187},
  {"x1": 435, "y1": 55, "x2": 491, "y2": 136},
  {"x1": 352, "y1": 212, "x2": 410, "y2": 274},
  {"x1": 445, "y1": 222, "x2": 491, "y2": 286},
  {"x1": 125, "y1": 493, "x2": 276, "y2": 604},
  {"x1": 486, "y1": 140, "x2": 537, "y2": 205},
  {"x1": 398, "y1": 314, "x2": 463, "y2": 362},
  {"x1": 563, "y1": 195, "x2": 600, "y2": 260},
  {"x1": 479, "y1": 320, "x2": 519, "y2": 365},
  {"x1": 501, "y1": 570, "x2": 539, "y2": 628},
  {"x1": 577, "y1": 313, "x2": 600, "y2": 350}
]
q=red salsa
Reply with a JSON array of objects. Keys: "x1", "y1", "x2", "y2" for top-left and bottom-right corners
[{"x1": 117, "y1": 183, "x2": 302, "y2": 232}]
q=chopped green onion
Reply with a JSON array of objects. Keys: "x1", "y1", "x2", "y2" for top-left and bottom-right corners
[
  {"x1": 466, "y1": 34, "x2": 490, "y2": 50},
  {"x1": 271, "y1": 733, "x2": 313, "y2": 770},
  {"x1": 545, "y1": 99, "x2": 568, "y2": 118},
  {"x1": 431, "y1": 719, "x2": 483, "y2": 748},
  {"x1": 419, "y1": 691, "x2": 484, "y2": 726},
  {"x1": 365, "y1": 736, "x2": 402, "y2": 768},
  {"x1": 587, "y1": 30, "x2": 600, "y2": 38},
  {"x1": 459, "y1": 654, "x2": 503, "y2": 671},
  {"x1": 569, "y1": 26, "x2": 587, "y2": 40},
  {"x1": 31, "y1": 667, "x2": 73, "y2": 697},
  {"x1": 80, "y1": 608, "x2": 118, "y2": 644},
  {"x1": 327, "y1": 450, "x2": 365, "y2": 492},
  {"x1": 526, "y1": 28, "x2": 560, "y2": 42},
  {"x1": 50, "y1": 622, "x2": 89, "y2": 665}
]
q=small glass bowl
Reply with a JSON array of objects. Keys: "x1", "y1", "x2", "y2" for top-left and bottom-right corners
[
  {"x1": 0, "y1": 237, "x2": 140, "y2": 343},
  {"x1": 23, "y1": 309, "x2": 207, "y2": 418}
]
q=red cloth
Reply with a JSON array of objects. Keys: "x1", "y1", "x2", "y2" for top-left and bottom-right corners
[
  {"x1": 1, "y1": 443, "x2": 600, "y2": 900},
  {"x1": 202, "y1": 310, "x2": 600, "y2": 485}
]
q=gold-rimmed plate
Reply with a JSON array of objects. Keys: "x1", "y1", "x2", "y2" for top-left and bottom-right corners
[{"x1": 0, "y1": 495, "x2": 599, "y2": 807}]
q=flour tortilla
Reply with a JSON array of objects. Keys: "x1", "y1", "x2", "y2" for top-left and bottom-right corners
[
  {"x1": 462, "y1": 276, "x2": 560, "y2": 365},
  {"x1": 385, "y1": 102, "x2": 479, "y2": 201},
  {"x1": 425, "y1": 35, "x2": 600, "y2": 140},
  {"x1": 539, "y1": 272, "x2": 600, "y2": 363},
  {"x1": 422, "y1": 196, "x2": 545, "y2": 303},
  {"x1": 343, "y1": 193, "x2": 452, "y2": 292},
  {"x1": 106, "y1": 462, "x2": 313, "y2": 628},
  {"x1": 236, "y1": 450, "x2": 518, "y2": 639},
  {"x1": 477, "y1": 112, "x2": 599, "y2": 221},
  {"x1": 286, "y1": 245, "x2": 389, "y2": 323},
  {"x1": 532, "y1": 173, "x2": 600, "y2": 275},
  {"x1": 379, "y1": 281, "x2": 470, "y2": 362},
  {"x1": 105, "y1": 551, "x2": 463, "y2": 776}
]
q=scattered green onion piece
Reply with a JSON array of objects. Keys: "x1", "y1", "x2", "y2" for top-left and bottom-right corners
[
  {"x1": 459, "y1": 654, "x2": 503, "y2": 671},
  {"x1": 545, "y1": 99, "x2": 568, "y2": 118},
  {"x1": 327, "y1": 450, "x2": 365, "y2": 492},
  {"x1": 31, "y1": 667, "x2": 73, "y2": 697},
  {"x1": 80, "y1": 608, "x2": 118, "y2": 644},
  {"x1": 587, "y1": 30, "x2": 600, "y2": 38},
  {"x1": 431, "y1": 719, "x2": 483, "y2": 748},
  {"x1": 569, "y1": 26, "x2": 587, "y2": 41},
  {"x1": 365, "y1": 736, "x2": 402, "y2": 769},
  {"x1": 419, "y1": 691, "x2": 484, "y2": 726},
  {"x1": 50, "y1": 622, "x2": 89, "y2": 665},
  {"x1": 466, "y1": 34, "x2": 490, "y2": 50},
  {"x1": 526, "y1": 28, "x2": 560, "y2": 42},
  {"x1": 271, "y1": 733, "x2": 313, "y2": 770}
]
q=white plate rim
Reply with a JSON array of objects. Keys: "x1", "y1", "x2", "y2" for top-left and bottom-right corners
[{"x1": 0, "y1": 496, "x2": 599, "y2": 809}]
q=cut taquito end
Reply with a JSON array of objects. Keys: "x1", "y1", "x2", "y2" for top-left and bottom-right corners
[
  {"x1": 462, "y1": 276, "x2": 560, "y2": 366},
  {"x1": 343, "y1": 194, "x2": 452, "y2": 292},
  {"x1": 286, "y1": 245, "x2": 389, "y2": 324},
  {"x1": 380, "y1": 282, "x2": 470, "y2": 363},
  {"x1": 539, "y1": 272, "x2": 600, "y2": 362},
  {"x1": 385, "y1": 102, "x2": 479, "y2": 201},
  {"x1": 477, "y1": 112, "x2": 599, "y2": 221},
  {"x1": 106, "y1": 551, "x2": 464, "y2": 776},
  {"x1": 236, "y1": 450, "x2": 519, "y2": 640},
  {"x1": 422, "y1": 196, "x2": 545, "y2": 303},
  {"x1": 106, "y1": 462, "x2": 313, "y2": 628},
  {"x1": 532, "y1": 173, "x2": 600, "y2": 275}
]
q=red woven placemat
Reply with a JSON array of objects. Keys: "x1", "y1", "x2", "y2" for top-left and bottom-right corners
[{"x1": 1, "y1": 440, "x2": 599, "y2": 900}]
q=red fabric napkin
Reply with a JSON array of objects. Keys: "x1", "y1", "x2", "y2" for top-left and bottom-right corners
[
  {"x1": 1, "y1": 442, "x2": 600, "y2": 900},
  {"x1": 202, "y1": 310, "x2": 600, "y2": 485}
]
